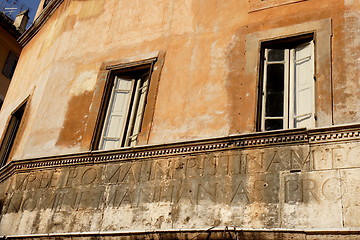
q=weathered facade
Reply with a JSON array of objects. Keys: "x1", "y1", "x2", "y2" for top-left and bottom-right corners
[
  {"x1": 0, "y1": 10, "x2": 27, "y2": 108},
  {"x1": 0, "y1": 0, "x2": 360, "y2": 239}
]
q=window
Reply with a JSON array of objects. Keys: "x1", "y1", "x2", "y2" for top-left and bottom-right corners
[
  {"x1": 2, "y1": 52, "x2": 18, "y2": 79},
  {"x1": 259, "y1": 37, "x2": 315, "y2": 131},
  {"x1": 244, "y1": 20, "x2": 332, "y2": 131},
  {"x1": 0, "y1": 102, "x2": 26, "y2": 167},
  {"x1": 96, "y1": 65, "x2": 152, "y2": 150},
  {"x1": 89, "y1": 54, "x2": 164, "y2": 151}
]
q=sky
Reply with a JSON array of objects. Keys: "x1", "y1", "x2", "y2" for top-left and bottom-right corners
[{"x1": 0, "y1": 0, "x2": 41, "y2": 27}]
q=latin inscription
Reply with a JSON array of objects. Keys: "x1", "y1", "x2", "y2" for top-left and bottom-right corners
[
  {"x1": 5, "y1": 148, "x2": 312, "y2": 191},
  {"x1": 0, "y1": 146, "x2": 356, "y2": 214}
]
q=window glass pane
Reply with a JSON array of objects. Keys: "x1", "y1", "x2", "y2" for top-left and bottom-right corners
[
  {"x1": 265, "y1": 119, "x2": 283, "y2": 131},
  {"x1": 268, "y1": 49, "x2": 284, "y2": 61},
  {"x1": 265, "y1": 64, "x2": 284, "y2": 117}
]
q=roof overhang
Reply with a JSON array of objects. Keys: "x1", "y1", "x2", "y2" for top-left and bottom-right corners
[{"x1": 18, "y1": 0, "x2": 64, "y2": 46}]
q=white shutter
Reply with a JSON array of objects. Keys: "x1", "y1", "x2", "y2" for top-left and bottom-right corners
[
  {"x1": 99, "y1": 77, "x2": 134, "y2": 150},
  {"x1": 131, "y1": 77, "x2": 149, "y2": 146},
  {"x1": 125, "y1": 75, "x2": 149, "y2": 147},
  {"x1": 290, "y1": 41, "x2": 315, "y2": 128}
]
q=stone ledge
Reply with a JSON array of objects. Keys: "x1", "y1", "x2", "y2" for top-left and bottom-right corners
[
  {"x1": 0, "y1": 124, "x2": 360, "y2": 183},
  {"x1": 18, "y1": 0, "x2": 64, "y2": 46},
  {"x1": 2, "y1": 227, "x2": 360, "y2": 240}
]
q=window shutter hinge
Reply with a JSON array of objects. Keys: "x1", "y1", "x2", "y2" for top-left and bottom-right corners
[{"x1": 313, "y1": 75, "x2": 316, "y2": 81}]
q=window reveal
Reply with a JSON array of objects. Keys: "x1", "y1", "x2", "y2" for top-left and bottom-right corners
[
  {"x1": 261, "y1": 41, "x2": 315, "y2": 131},
  {"x1": 2, "y1": 52, "x2": 18, "y2": 79},
  {"x1": 0, "y1": 102, "x2": 26, "y2": 166},
  {"x1": 98, "y1": 67, "x2": 151, "y2": 150}
]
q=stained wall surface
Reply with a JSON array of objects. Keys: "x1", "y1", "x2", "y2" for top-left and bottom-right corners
[
  {"x1": 0, "y1": 0, "x2": 358, "y2": 161},
  {"x1": 1, "y1": 127, "x2": 360, "y2": 236},
  {"x1": 1, "y1": 0, "x2": 360, "y2": 237}
]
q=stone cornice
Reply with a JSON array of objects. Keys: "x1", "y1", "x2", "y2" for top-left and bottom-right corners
[
  {"x1": 18, "y1": 0, "x2": 64, "y2": 46},
  {"x1": 308, "y1": 124, "x2": 360, "y2": 143},
  {"x1": 3, "y1": 227, "x2": 360, "y2": 239},
  {"x1": 0, "y1": 124, "x2": 360, "y2": 183}
]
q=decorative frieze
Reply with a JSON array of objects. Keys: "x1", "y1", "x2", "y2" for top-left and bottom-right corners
[
  {"x1": 0, "y1": 124, "x2": 360, "y2": 183},
  {"x1": 1, "y1": 125, "x2": 360, "y2": 234}
]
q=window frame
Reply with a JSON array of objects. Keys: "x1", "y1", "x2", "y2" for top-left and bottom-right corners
[
  {"x1": 0, "y1": 100, "x2": 28, "y2": 167},
  {"x1": 244, "y1": 19, "x2": 333, "y2": 132},
  {"x1": 258, "y1": 35, "x2": 315, "y2": 131},
  {"x1": 97, "y1": 65, "x2": 152, "y2": 150},
  {"x1": 91, "y1": 56, "x2": 163, "y2": 151}
]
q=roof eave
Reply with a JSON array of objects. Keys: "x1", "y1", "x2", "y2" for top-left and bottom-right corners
[{"x1": 18, "y1": 0, "x2": 64, "y2": 46}]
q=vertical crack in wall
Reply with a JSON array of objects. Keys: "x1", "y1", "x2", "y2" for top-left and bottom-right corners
[{"x1": 339, "y1": 169, "x2": 345, "y2": 227}]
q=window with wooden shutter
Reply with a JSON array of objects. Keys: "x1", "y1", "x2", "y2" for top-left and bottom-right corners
[
  {"x1": 260, "y1": 39, "x2": 315, "y2": 131},
  {"x1": 97, "y1": 65, "x2": 152, "y2": 150}
]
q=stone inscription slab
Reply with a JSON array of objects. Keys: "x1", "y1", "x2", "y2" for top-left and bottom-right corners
[
  {"x1": 0, "y1": 145, "x2": 330, "y2": 214},
  {"x1": 1, "y1": 143, "x2": 360, "y2": 234}
]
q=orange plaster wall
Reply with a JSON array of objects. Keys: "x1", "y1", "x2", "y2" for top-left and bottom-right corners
[{"x1": 0, "y1": 0, "x2": 358, "y2": 160}]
